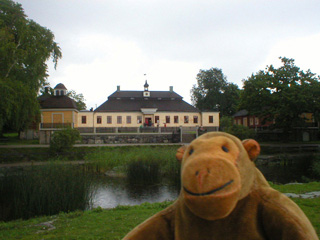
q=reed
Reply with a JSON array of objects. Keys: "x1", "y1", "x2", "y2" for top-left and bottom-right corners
[
  {"x1": 0, "y1": 162, "x2": 95, "y2": 221},
  {"x1": 84, "y1": 146, "x2": 181, "y2": 184}
]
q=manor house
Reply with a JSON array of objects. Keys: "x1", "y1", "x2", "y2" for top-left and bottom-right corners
[
  {"x1": 77, "y1": 81, "x2": 219, "y2": 129},
  {"x1": 38, "y1": 82, "x2": 219, "y2": 143}
]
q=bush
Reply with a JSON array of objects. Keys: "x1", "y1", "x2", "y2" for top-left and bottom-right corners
[
  {"x1": 311, "y1": 156, "x2": 320, "y2": 178},
  {"x1": 219, "y1": 116, "x2": 233, "y2": 131},
  {"x1": 225, "y1": 124, "x2": 255, "y2": 140},
  {"x1": 50, "y1": 128, "x2": 81, "y2": 154}
]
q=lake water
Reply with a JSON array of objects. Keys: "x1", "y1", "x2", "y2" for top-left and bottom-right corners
[
  {"x1": 92, "y1": 176, "x2": 180, "y2": 209},
  {"x1": 91, "y1": 155, "x2": 318, "y2": 209}
]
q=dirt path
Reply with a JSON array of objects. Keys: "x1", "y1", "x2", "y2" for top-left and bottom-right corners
[{"x1": 0, "y1": 160, "x2": 85, "y2": 168}]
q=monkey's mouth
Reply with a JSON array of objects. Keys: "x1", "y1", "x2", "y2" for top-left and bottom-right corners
[{"x1": 183, "y1": 180, "x2": 234, "y2": 196}]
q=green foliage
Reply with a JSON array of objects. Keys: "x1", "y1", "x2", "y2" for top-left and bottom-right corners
[
  {"x1": 50, "y1": 128, "x2": 81, "y2": 154},
  {"x1": 191, "y1": 68, "x2": 241, "y2": 117},
  {"x1": 220, "y1": 116, "x2": 233, "y2": 131},
  {"x1": 240, "y1": 57, "x2": 320, "y2": 134},
  {"x1": 67, "y1": 89, "x2": 87, "y2": 110},
  {"x1": 224, "y1": 124, "x2": 255, "y2": 140},
  {"x1": 0, "y1": 0, "x2": 62, "y2": 134}
]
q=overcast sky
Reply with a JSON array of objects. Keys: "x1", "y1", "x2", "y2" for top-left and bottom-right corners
[{"x1": 17, "y1": 0, "x2": 320, "y2": 110}]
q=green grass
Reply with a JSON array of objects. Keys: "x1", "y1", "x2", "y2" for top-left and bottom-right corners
[
  {"x1": 0, "y1": 133, "x2": 39, "y2": 145},
  {"x1": 0, "y1": 201, "x2": 173, "y2": 240},
  {"x1": 270, "y1": 181, "x2": 320, "y2": 194},
  {"x1": 292, "y1": 198, "x2": 320, "y2": 233},
  {"x1": 0, "y1": 184, "x2": 319, "y2": 240}
]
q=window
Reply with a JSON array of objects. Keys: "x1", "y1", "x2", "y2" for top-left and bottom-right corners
[
  {"x1": 209, "y1": 116, "x2": 214, "y2": 123},
  {"x1": 243, "y1": 117, "x2": 248, "y2": 127},
  {"x1": 174, "y1": 116, "x2": 179, "y2": 124},
  {"x1": 255, "y1": 118, "x2": 259, "y2": 125},
  {"x1": 81, "y1": 116, "x2": 87, "y2": 124},
  {"x1": 117, "y1": 116, "x2": 122, "y2": 124},
  {"x1": 184, "y1": 116, "x2": 189, "y2": 124},
  {"x1": 97, "y1": 116, "x2": 102, "y2": 124},
  {"x1": 107, "y1": 116, "x2": 112, "y2": 124},
  {"x1": 193, "y1": 116, "x2": 198, "y2": 124},
  {"x1": 250, "y1": 117, "x2": 254, "y2": 126},
  {"x1": 126, "y1": 116, "x2": 131, "y2": 124},
  {"x1": 137, "y1": 116, "x2": 142, "y2": 124},
  {"x1": 166, "y1": 116, "x2": 170, "y2": 124},
  {"x1": 155, "y1": 116, "x2": 160, "y2": 124},
  {"x1": 60, "y1": 90, "x2": 64, "y2": 96}
]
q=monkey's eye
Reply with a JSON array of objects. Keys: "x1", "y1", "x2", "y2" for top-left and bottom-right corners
[
  {"x1": 222, "y1": 146, "x2": 229, "y2": 153},
  {"x1": 189, "y1": 148, "x2": 194, "y2": 155}
]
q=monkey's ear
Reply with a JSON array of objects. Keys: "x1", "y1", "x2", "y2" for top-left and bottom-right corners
[
  {"x1": 242, "y1": 139, "x2": 260, "y2": 161},
  {"x1": 176, "y1": 145, "x2": 187, "y2": 163}
]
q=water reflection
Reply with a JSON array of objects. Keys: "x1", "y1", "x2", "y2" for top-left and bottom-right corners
[{"x1": 92, "y1": 176, "x2": 180, "y2": 208}]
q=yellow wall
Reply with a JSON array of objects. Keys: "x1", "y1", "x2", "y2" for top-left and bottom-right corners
[
  {"x1": 201, "y1": 112, "x2": 220, "y2": 127},
  {"x1": 77, "y1": 111, "x2": 219, "y2": 128},
  {"x1": 300, "y1": 113, "x2": 314, "y2": 123},
  {"x1": 41, "y1": 110, "x2": 78, "y2": 127}
]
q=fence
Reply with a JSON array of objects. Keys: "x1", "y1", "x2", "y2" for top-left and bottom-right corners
[
  {"x1": 40, "y1": 123, "x2": 74, "y2": 129},
  {"x1": 77, "y1": 127, "x2": 181, "y2": 134}
]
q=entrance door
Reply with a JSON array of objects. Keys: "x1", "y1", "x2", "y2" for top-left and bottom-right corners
[{"x1": 145, "y1": 117, "x2": 152, "y2": 126}]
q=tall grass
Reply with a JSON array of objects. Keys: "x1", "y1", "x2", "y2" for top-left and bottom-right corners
[
  {"x1": 0, "y1": 162, "x2": 95, "y2": 221},
  {"x1": 85, "y1": 146, "x2": 181, "y2": 181}
]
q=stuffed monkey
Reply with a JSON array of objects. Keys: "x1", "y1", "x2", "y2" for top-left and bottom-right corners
[{"x1": 123, "y1": 132, "x2": 318, "y2": 240}]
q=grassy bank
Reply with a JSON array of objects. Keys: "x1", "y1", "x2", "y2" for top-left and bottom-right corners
[{"x1": 0, "y1": 183, "x2": 319, "y2": 240}]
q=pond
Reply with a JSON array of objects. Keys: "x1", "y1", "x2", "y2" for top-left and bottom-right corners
[
  {"x1": 0, "y1": 153, "x2": 319, "y2": 221},
  {"x1": 92, "y1": 176, "x2": 180, "y2": 209}
]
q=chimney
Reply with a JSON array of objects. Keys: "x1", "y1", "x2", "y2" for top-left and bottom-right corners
[
  {"x1": 117, "y1": 86, "x2": 120, "y2": 92},
  {"x1": 169, "y1": 86, "x2": 173, "y2": 92}
]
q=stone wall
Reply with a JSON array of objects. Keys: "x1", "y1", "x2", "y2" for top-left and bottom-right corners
[{"x1": 80, "y1": 133, "x2": 176, "y2": 144}]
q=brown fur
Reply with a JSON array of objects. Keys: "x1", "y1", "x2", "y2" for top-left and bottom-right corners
[{"x1": 123, "y1": 132, "x2": 318, "y2": 240}]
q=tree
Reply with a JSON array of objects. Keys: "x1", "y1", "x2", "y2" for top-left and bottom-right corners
[
  {"x1": 191, "y1": 68, "x2": 241, "y2": 117},
  {"x1": 0, "y1": 0, "x2": 62, "y2": 135},
  {"x1": 67, "y1": 90, "x2": 87, "y2": 110},
  {"x1": 240, "y1": 57, "x2": 320, "y2": 135}
]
